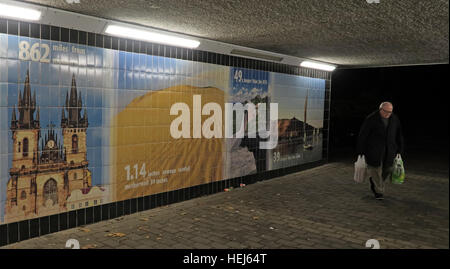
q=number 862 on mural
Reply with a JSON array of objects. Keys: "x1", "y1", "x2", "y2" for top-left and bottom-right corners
[
  {"x1": 18, "y1": 40, "x2": 51, "y2": 63},
  {"x1": 124, "y1": 163, "x2": 160, "y2": 181}
]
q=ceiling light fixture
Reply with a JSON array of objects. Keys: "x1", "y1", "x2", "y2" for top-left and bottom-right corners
[
  {"x1": 104, "y1": 25, "x2": 200, "y2": 49},
  {"x1": 0, "y1": 3, "x2": 41, "y2": 21},
  {"x1": 300, "y1": 61, "x2": 336, "y2": 71}
]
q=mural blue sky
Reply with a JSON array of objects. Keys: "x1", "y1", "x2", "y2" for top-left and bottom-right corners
[
  {"x1": 270, "y1": 73, "x2": 325, "y2": 129},
  {"x1": 230, "y1": 67, "x2": 269, "y2": 104}
]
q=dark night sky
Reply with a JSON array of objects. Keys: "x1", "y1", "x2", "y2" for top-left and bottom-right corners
[{"x1": 329, "y1": 64, "x2": 449, "y2": 153}]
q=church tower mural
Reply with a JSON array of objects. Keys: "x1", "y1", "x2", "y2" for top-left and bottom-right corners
[
  {"x1": 5, "y1": 71, "x2": 93, "y2": 222},
  {"x1": 61, "y1": 74, "x2": 90, "y2": 192}
]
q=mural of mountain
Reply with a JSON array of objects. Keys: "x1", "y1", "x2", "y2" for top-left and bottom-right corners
[
  {"x1": 230, "y1": 87, "x2": 268, "y2": 104},
  {"x1": 243, "y1": 94, "x2": 269, "y2": 106}
]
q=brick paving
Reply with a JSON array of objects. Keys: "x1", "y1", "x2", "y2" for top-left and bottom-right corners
[{"x1": 2, "y1": 160, "x2": 448, "y2": 249}]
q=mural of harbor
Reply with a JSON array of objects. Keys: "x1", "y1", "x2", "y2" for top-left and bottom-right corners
[{"x1": 269, "y1": 73, "x2": 325, "y2": 170}]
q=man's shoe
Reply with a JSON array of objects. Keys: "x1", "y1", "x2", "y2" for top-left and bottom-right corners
[{"x1": 375, "y1": 193, "x2": 384, "y2": 200}]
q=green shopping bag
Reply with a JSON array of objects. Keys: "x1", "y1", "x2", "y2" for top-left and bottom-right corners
[{"x1": 392, "y1": 154, "x2": 405, "y2": 184}]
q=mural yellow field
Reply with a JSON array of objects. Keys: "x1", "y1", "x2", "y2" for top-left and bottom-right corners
[{"x1": 110, "y1": 85, "x2": 225, "y2": 201}]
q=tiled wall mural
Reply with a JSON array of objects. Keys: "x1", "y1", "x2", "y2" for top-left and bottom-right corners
[{"x1": 0, "y1": 25, "x2": 328, "y2": 226}]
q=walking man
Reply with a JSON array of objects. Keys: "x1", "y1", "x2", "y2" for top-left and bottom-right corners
[{"x1": 356, "y1": 102, "x2": 404, "y2": 200}]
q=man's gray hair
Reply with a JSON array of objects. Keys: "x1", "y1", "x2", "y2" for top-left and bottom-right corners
[{"x1": 379, "y1": 101, "x2": 393, "y2": 110}]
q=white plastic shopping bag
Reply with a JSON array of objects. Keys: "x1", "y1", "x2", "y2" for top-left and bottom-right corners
[
  {"x1": 391, "y1": 154, "x2": 405, "y2": 184},
  {"x1": 354, "y1": 155, "x2": 367, "y2": 183}
]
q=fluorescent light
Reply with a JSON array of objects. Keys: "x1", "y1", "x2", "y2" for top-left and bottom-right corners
[
  {"x1": 105, "y1": 25, "x2": 200, "y2": 49},
  {"x1": 300, "y1": 61, "x2": 336, "y2": 71},
  {"x1": 0, "y1": 3, "x2": 41, "y2": 21}
]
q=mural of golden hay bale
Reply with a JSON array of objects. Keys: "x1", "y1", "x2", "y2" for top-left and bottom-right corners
[{"x1": 110, "y1": 85, "x2": 225, "y2": 201}]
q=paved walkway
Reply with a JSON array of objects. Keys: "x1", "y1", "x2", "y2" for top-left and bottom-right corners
[{"x1": 2, "y1": 161, "x2": 448, "y2": 249}]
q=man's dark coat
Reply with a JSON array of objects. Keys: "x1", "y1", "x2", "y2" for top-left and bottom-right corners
[{"x1": 357, "y1": 110, "x2": 404, "y2": 168}]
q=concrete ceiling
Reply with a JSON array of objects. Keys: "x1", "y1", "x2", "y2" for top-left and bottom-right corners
[{"x1": 19, "y1": 0, "x2": 449, "y2": 68}]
